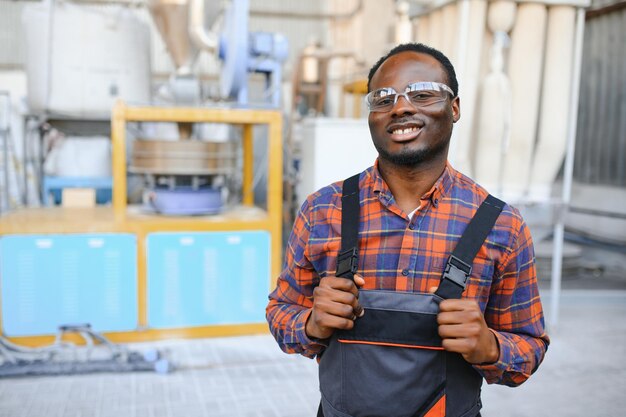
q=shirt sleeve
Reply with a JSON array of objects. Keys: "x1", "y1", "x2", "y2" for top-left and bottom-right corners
[
  {"x1": 473, "y1": 219, "x2": 550, "y2": 386},
  {"x1": 266, "y1": 199, "x2": 327, "y2": 359}
]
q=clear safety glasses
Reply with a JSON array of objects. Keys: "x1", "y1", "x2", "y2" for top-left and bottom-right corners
[{"x1": 365, "y1": 81, "x2": 454, "y2": 113}]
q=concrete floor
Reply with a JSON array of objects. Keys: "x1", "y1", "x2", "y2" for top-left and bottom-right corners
[
  {"x1": 481, "y1": 289, "x2": 626, "y2": 417},
  {"x1": 2, "y1": 244, "x2": 625, "y2": 417}
]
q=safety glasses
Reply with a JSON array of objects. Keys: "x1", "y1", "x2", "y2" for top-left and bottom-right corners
[{"x1": 365, "y1": 81, "x2": 454, "y2": 113}]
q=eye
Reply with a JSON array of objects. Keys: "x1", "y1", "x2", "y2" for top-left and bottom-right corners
[
  {"x1": 375, "y1": 96, "x2": 395, "y2": 106},
  {"x1": 408, "y1": 91, "x2": 437, "y2": 101}
]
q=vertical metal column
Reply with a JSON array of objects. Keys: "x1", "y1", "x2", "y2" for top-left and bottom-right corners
[
  {"x1": 242, "y1": 124, "x2": 254, "y2": 206},
  {"x1": 550, "y1": 7, "x2": 586, "y2": 327},
  {"x1": 0, "y1": 92, "x2": 10, "y2": 212}
]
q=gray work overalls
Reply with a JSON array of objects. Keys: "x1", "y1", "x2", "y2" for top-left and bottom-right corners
[{"x1": 317, "y1": 174, "x2": 504, "y2": 417}]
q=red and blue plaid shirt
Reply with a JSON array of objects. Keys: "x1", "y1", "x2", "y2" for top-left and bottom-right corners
[{"x1": 267, "y1": 161, "x2": 549, "y2": 386}]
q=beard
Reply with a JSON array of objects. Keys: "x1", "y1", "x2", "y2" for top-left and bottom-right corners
[{"x1": 373, "y1": 136, "x2": 450, "y2": 167}]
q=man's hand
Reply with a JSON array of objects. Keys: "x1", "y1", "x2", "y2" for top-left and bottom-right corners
[
  {"x1": 436, "y1": 298, "x2": 500, "y2": 365},
  {"x1": 305, "y1": 274, "x2": 365, "y2": 340}
]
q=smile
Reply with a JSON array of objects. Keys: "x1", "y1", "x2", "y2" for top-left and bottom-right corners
[
  {"x1": 391, "y1": 126, "x2": 419, "y2": 135},
  {"x1": 387, "y1": 123, "x2": 423, "y2": 142}
]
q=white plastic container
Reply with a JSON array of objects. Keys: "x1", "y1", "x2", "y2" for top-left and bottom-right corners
[
  {"x1": 44, "y1": 136, "x2": 111, "y2": 177},
  {"x1": 296, "y1": 118, "x2": 378, "y2": 206},
  {"x1": 22, "y1": 1, "x2": 152, "y2": 117}
]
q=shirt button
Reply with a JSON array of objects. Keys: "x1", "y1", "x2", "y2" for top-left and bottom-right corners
[
  {"x1": 401, "y1": 269, "x2": 409, "y2": 276},
  {"x1": 409, "y1": 224, "x2": 414, "y2": 230},
  {"x1": 433, "y1": 198, "x2": 439, "y2": 207}
]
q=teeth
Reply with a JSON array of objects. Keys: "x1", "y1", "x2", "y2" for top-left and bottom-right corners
[{"x1": 392, "y1": 127, "x2": 418, "y2": 135}]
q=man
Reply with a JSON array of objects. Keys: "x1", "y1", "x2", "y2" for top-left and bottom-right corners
[{"x1": 267, "y1": 43, "x2": 549, "y2": 417}]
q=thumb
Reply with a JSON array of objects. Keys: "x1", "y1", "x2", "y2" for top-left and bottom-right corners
[
  {"x1": 428, "y1": 286, "x2": 438, "y2": 294},
  {"x1": 353, "y1": 274, "x2": 365, "y2": 287}
]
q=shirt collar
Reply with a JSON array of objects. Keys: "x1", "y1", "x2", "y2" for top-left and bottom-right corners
[
  {"x1": 369, "y1": 159, "x2": 455, "y2": 207},
  {"x1": 422, "y1": 162, "x2": 455, "y2": 207},
  {"x1": 370, "y1": 159, "x2": 387, "y2": 194}
]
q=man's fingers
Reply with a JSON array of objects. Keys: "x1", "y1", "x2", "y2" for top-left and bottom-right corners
[
  {"x1": 319, "y1": 275, "x2": 365, "y2": 317},
  {"x1": 311, "y1": 307, "x2": 356, "y2": 329},
  {"x1": 318, "y1": 313, "x2": 356, "y2": 330},
  {"x1": 353, "y1": 304, "x2": 364, "y2": 318},
  {"x1": 307, "y1": 311, "x2": 354, "y2": 339},
  {"x1": 320, "y1": 276, "x2": 361, "y2": 297},
  {"x1": 353, "y1": 274, "x2": 366, "y2": 287},
  {"x1": 437, "y1": 310, "x2": 468, "y2": 325},
  {"x1": 314, "y1": 285, "x2": 358, "y2": 307},
  {"x1": 438, "y1": 298, "x2": 477, "y2": 311},
  {"x1": 438, "y1": 309, "x2": 483, "y2": 326},
  {"x1": 438, "y1": 323, "x2": 481, "y2": 339},
  {"x1": 350, "y1": 275, "x2": 365, "y2": 316},
  {"x1": 441, "y1": 337, "x2": 475, "y2": 354},
  {"x1": 307, "y1": 276, "x2": 365, "y2": 339},
  {"x1": 316, "y1": 298, "x2": 358, "y2": 318}
]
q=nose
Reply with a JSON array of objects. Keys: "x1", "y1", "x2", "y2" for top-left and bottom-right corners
[{"x1": 390, "y1": 92, "x2": 417, "y2": 116}]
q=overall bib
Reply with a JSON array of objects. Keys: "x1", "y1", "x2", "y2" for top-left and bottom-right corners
[{"x1": 317, "y1": 174, "x2": 504, "y2": 417}]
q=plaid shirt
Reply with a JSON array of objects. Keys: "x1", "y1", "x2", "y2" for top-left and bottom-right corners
[{"x1": 267, "y1": 161, "x2": 549, "y2": 387}]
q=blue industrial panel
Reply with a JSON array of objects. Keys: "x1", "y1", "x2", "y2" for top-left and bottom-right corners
[
  {"x1": 0, "y1": 234, "x2": 138, "y2": 336},
  {"x1": 147, "y1": 231, "x2": 270, "y2": 328}
]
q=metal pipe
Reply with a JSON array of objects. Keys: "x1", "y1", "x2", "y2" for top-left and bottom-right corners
[
  {"x1": 549, "y1": 6, "x2": 586, "y2": 328},
  {"x1": 249, "y1": 0, "x2": 363, "y2": 20},
  {"x1": 568, "y1": 206, "x2": 626, "y2": 220},
  {"x1": 189, "y1": 0, "x2": 218, "y2": 53},
  {"x1": 448, "y1": 0, "x2": 470, "y2": 165}
]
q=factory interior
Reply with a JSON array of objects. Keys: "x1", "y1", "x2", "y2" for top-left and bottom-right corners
[{"x1": 0, "y1": 0, "x2": 625, "y2": 416}]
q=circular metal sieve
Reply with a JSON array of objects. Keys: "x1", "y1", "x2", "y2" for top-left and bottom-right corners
[{"x1": 130, "y1": 139, "x2": 238, "y2": 175}]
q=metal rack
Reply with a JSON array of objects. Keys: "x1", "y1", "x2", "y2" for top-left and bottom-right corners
[{"x1": 111, "y1": 101, "x2": 284, "y2": 332}]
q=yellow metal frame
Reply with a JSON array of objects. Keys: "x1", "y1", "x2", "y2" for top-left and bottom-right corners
[
  {"x1": 0, "y1": 101, "x2": 283, "y2": 345},
  {"x1": 340, "y1": 79, "x2": 368, "y2": 118}
]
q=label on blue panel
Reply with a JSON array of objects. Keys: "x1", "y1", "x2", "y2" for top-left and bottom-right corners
[
  {"x1": 0, "y1": 234, "x2": 138, "y2": 336},
  {"x1": 146, "y1": 231, "x2": 271, "y2": 328}
]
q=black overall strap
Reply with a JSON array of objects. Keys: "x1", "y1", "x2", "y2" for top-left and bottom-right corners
[
  {"x1": 335, "y1": 173, "x2": 361, "y2": 280},
  {"x1": 435, "y1": 194, "x2": 505, "y2": 300},
  {"x1": 319, "y1": 174, "x2": 360, "y2": 417}
]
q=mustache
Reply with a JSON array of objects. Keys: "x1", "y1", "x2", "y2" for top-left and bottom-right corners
[{"x1": 389, "y1": 116, "x2": 426, "y2": 126}]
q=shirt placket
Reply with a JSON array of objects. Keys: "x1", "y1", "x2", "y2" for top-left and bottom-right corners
[{"x1": 395, "y1": 208, "x2": 424, "y2": 293}]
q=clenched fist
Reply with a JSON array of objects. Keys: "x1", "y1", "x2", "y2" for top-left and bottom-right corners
[
  {"x1": 437, "y1": 298, "x2": 500, "y2": 364},
  {"x1": 305, "y1": 274, "x2": 365, "y2": 340}
]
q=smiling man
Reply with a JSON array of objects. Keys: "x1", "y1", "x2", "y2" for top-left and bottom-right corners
[{"x1": 267, "y1": 43, "x2": 549, "y2": 417}]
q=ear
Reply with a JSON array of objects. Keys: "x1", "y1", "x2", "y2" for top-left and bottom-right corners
[{"x1": 451, "y1": 96, "x2": 461, "y2": 123}]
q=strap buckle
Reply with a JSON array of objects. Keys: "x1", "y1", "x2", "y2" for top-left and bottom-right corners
[
  {"x1": 442, "y1": 255, "x2": 472, "y2": 289},
  {"x1": 336, "y1": 247, "x2": 358, "y2": 278}
]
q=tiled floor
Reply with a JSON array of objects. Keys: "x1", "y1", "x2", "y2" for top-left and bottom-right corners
[
  {"x1": 1, "y1": 289, "x2": 625, "y2": 417},
  {"x1": 481, "y1": 289, "x2": 626, "y2": 417},
  {"x1": 0, "y1": 335, "x2": 319, "y2": 417}
]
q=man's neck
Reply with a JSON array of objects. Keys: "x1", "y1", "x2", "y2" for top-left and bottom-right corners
[{"x1": 378, "y1": 157, "x2": 447, "y2": 215}]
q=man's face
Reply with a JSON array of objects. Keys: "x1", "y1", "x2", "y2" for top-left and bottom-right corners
[{"x1": 368, "y1": 51, "x2": 460, "y2": 167}]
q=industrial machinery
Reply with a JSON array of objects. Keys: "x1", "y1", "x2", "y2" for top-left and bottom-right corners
[
  {"x1": 0, "y1": 0, "x2": 287, "y2": 348},
  {"x1": 131, "y1": 139, "x2": 237, "y2": 215},
  {"x1": 135, "y1": 0, "x2": 288, "y2": 215},
  {"x1": 0, "y1": 323, "x2": 170, "y2": 377}
]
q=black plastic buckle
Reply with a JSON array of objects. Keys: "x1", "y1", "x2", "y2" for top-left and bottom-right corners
[
  {"x1": 442, "y1": 255, "x2": 472, "y2": 289},
  {"x1": 336, "y1": 247, "x2": 358, "y2": 278}
]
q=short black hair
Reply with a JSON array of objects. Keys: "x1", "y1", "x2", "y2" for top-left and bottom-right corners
[{"x1": 367, "y1": 43, "x2": 458, "y2": 96}]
